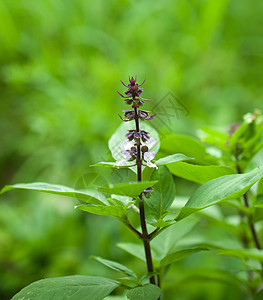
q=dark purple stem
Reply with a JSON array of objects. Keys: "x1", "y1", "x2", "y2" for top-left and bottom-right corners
[
  {"x1": 236, "y1": 165, "x2": 262, "y2": 252},
  {"x1": 134, "y1": 106, "x2": 156, "y2": 285}
]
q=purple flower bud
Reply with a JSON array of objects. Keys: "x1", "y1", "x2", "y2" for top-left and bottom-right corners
[
  {"x1": 138, "y1": 110, "x2": 151, "y2": 119},
  {"x1": 136, "y1": 88, "x2": 143, "y2": 95},
  {"x1": 116, "y1": 76, "x2": 157, "y2": 170},
  {"x1": 138, "y1": 110, "x2": 156, "y2": 121},
  {"x1": 142, "y1": 185, "x2": 153, "y2": 198},
  {"x1": 137, "y1": 99, "x2": 144, "y2": 106},
  {"x1": 141, "y1": 145, "x2": 149, "y2": 153},
  {"x1": 125, "y1": 99, "x2": 133, "y2": 105},
  {"x1": 124, "y1": 90, "x2": 133, "y2": 97},
  {"x1": 129, "y1": 76, "x2": 137, "y2": 85},
  {"x1": 131, "y1": 85, "x2": 138, "y2": 91},
  {"x1": 125, "y1": 130, "x2": 136, "y2": 140},
  {"x1": 118, "y1": 77, "x2": 146, "y2": 105},
  {"x1": 141, "y1": 130, "x2": 150, "y2": 142},
  {"x1": 125, "y1": 129, "x2": 151, "y2": 144},
  {"x1": 133, "y1": 132, "x2": 141, "y2": 145},
  {"x1": 127, "y1": 146, "x2": 137, "y2": 161},
  {"x1": 228, "y1": 123, "x2": 240, "y2": 138},
  {"x1": 124, "y1": 110, "x2": 135, "y2": 119},
  {"x1": 132, "y1": 102, "x2": 140, "y2": 108},
  {"x1": 134, "y1": 132, "x2": 141, "y2": 139}
]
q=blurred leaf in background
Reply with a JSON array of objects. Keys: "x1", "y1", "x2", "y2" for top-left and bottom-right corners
[{"x1": 0, "y1": 0, "x2": 262, "y2": 299}]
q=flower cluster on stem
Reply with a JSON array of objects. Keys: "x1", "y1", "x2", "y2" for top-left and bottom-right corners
[
  {"x1": 117, "y1": 76, "x2": 158, "y2": 287},
  {"x1": 117, "y1": 76, "x2": 157, "y2": 169}
]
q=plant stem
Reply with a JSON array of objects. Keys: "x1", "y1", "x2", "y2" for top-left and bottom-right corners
[
  {"x1": 242, "y1": 192, "x2": 263, "y2": 273},
  {"x1": 236, "y1": 165, "x2": 262, "y2": 251},
  {"x1": 148, "y1": 228, "x2": 160, "y2": 240},
  {"x1": 134, "y1": 107, "x2": 156, "y2": 285},
  {"x1": 125, "y1": 219, "x2": 143, "y2": 238},
  {"x1": 242, "y1": 193, "x2": 262, "y2": 250}
]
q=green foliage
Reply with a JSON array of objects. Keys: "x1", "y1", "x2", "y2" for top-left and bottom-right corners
[
  {"x1": 98, "y1": 181, "x2": 158, "y2": 198},
  {"x1": 254, "y1": 290, "x2": 263, "y2": 300},
  {"x1": 176, "y1": 167, "x2": 263, "y2": 221},
  {"x1": 118, "y1": 217, "x2": 207, "y2": 270},
  {"x1": 75, "y1": 204, "x2": 125, "y2": 219},
  {"x1": 151, "y1": 216, "x2": 199, "y2": 256},
  {"x1": 155, "y1": 153, "x2": 193, "y2": 166},
  {"x1": 91, "y1": 256, "x2": 137, "y2": 279},
  {"x1": 160, "y1": 135, "x2": 218, "y2": 165},
  {"x1": 2, "y1": 110, "x2": 263, "y2": 300},
  {"x1": 12, "y1": 276, "x2": 119, "y2": 300},
  {"x1": 145, "y1": 166, "x2": 176, "y2": 220},
  {"x1": 159, "y1": 247, "x2": 208, "y2": 268},
  {"x1": 0, "y1": 182, "x2": 107, "y2": 204},
  {"x1": 117, "y1": 243, "x2": 146, "y2": 263},
  {"x1": 126, "y1": 284, "x2": 161, "y2": 300},
  {"x1": 168, "y1": 162, "x2": 235, "y2": 184},
  {"x1": 1, "y1": 0, "x2": 263, "y2": 297},
  {"x1": 218, "y1": 248, "x2": 263, "y2": 262}
]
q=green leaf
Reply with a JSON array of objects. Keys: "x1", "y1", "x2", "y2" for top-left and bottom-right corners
[
  {"x1": 145, "y1": 166, "x2": 176, "y2": 219},
  {"x1": 12, "y1": 275, "x2": 119, "y2": 300},
  {"x1": 229, "y1": 121, "x2": 250, "y2": 149},
  {"x1": 155, "y1": 153, "x2": 193, "y2": 166},
  {"x1": 161, "y1": 134, "x2": 218, "y2": 165},
  {"x1": 148, "y1": 218, "x2": 175, "y2": 228},
  {"x1": 98, "y1": 181, "x2": 158, "y2": 198},
  {"x1": 168, "y1": 162, "x2": 235, "y2": 184},
  {"x1": 117, "y1": 243, "x2": 161, "y2": 266},
  {"x1": 255, "y1": 195, "x2": 263, "y2": 208},
  {"x1": 91, "y1": 162, "x2": 135, "y2": 168},
  {"x1": 254, "y1": 140, "x2": 263, "y2": 154},
  {"x1": 176, "y1": 167, "x2": 263, "y2": 221},
  {"x1": 91, "y1": 256, "x2": 137, "y2": 279},
  {"x1": 105, "y1": 297, "x2": 127, "y2": 300},
  {"x1": 166, "y1": 268, "x2": 244, "y2": 291},
  {"x1": 109, "y1": 122, "x2": 160, "y2": 162},
  {"x1": 76, "y1": 204, "x2": 124, "y2": 218},
  {"x1": 91, "y1": 162, "x2": 118, "y2": 168},
  {"x1": 257, "y1": 178, "x2": 263, "y2": 196},
  {"x1": 118, "y1": 277, "x2": 139, "y2": 288},
  {"x1": 126, "y1": 284, "x2": 161, "y2": 300},
  {"x1": 139, "y1": 273, "x2": 159, "y2": 285},
  {"x1": 199, "y1": 127, "x2": 229, "y2": 150},
  {"x1": 107, "y1": 197, "x2": 128, "y2": 207},
  {"x1": 229, "y1": 113, "x2": 263, "y2": 162},
  {"x1": 159, "y1": 247, "x2": 207, "y2": 267},
  {"x1": 151, "y1": 216, "x2": 199, "y2": 259},
  {"x1": 0, "y1": 182, "x2": 107, "y2": 205},
  {"x1": 218, "y1": 248, "x2": 263, "y2": 262},
  {"x1": 118, "y1": 243, "x2": 146, "y2": 262}
]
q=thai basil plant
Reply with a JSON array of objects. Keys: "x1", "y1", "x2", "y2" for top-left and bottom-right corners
[{"x1": 1, "y1": 77, "x2": 263, "y2": 300}]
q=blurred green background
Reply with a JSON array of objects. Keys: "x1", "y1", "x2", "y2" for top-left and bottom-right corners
[{"x1": 0, "y1": 0, "x2": 262, "y2": 299}]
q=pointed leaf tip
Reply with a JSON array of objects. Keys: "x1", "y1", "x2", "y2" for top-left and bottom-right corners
[{"x1": 176, "y1": 167, "x2": 263, "y2": 221}]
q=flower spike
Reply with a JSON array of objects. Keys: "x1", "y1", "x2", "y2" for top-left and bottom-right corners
[
  {"x1": 116, "y1": 76, "x2": 158, "y2": 286},
  {"x1": 117, "y1": 76, "x2": 157, "y2": 169}
]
